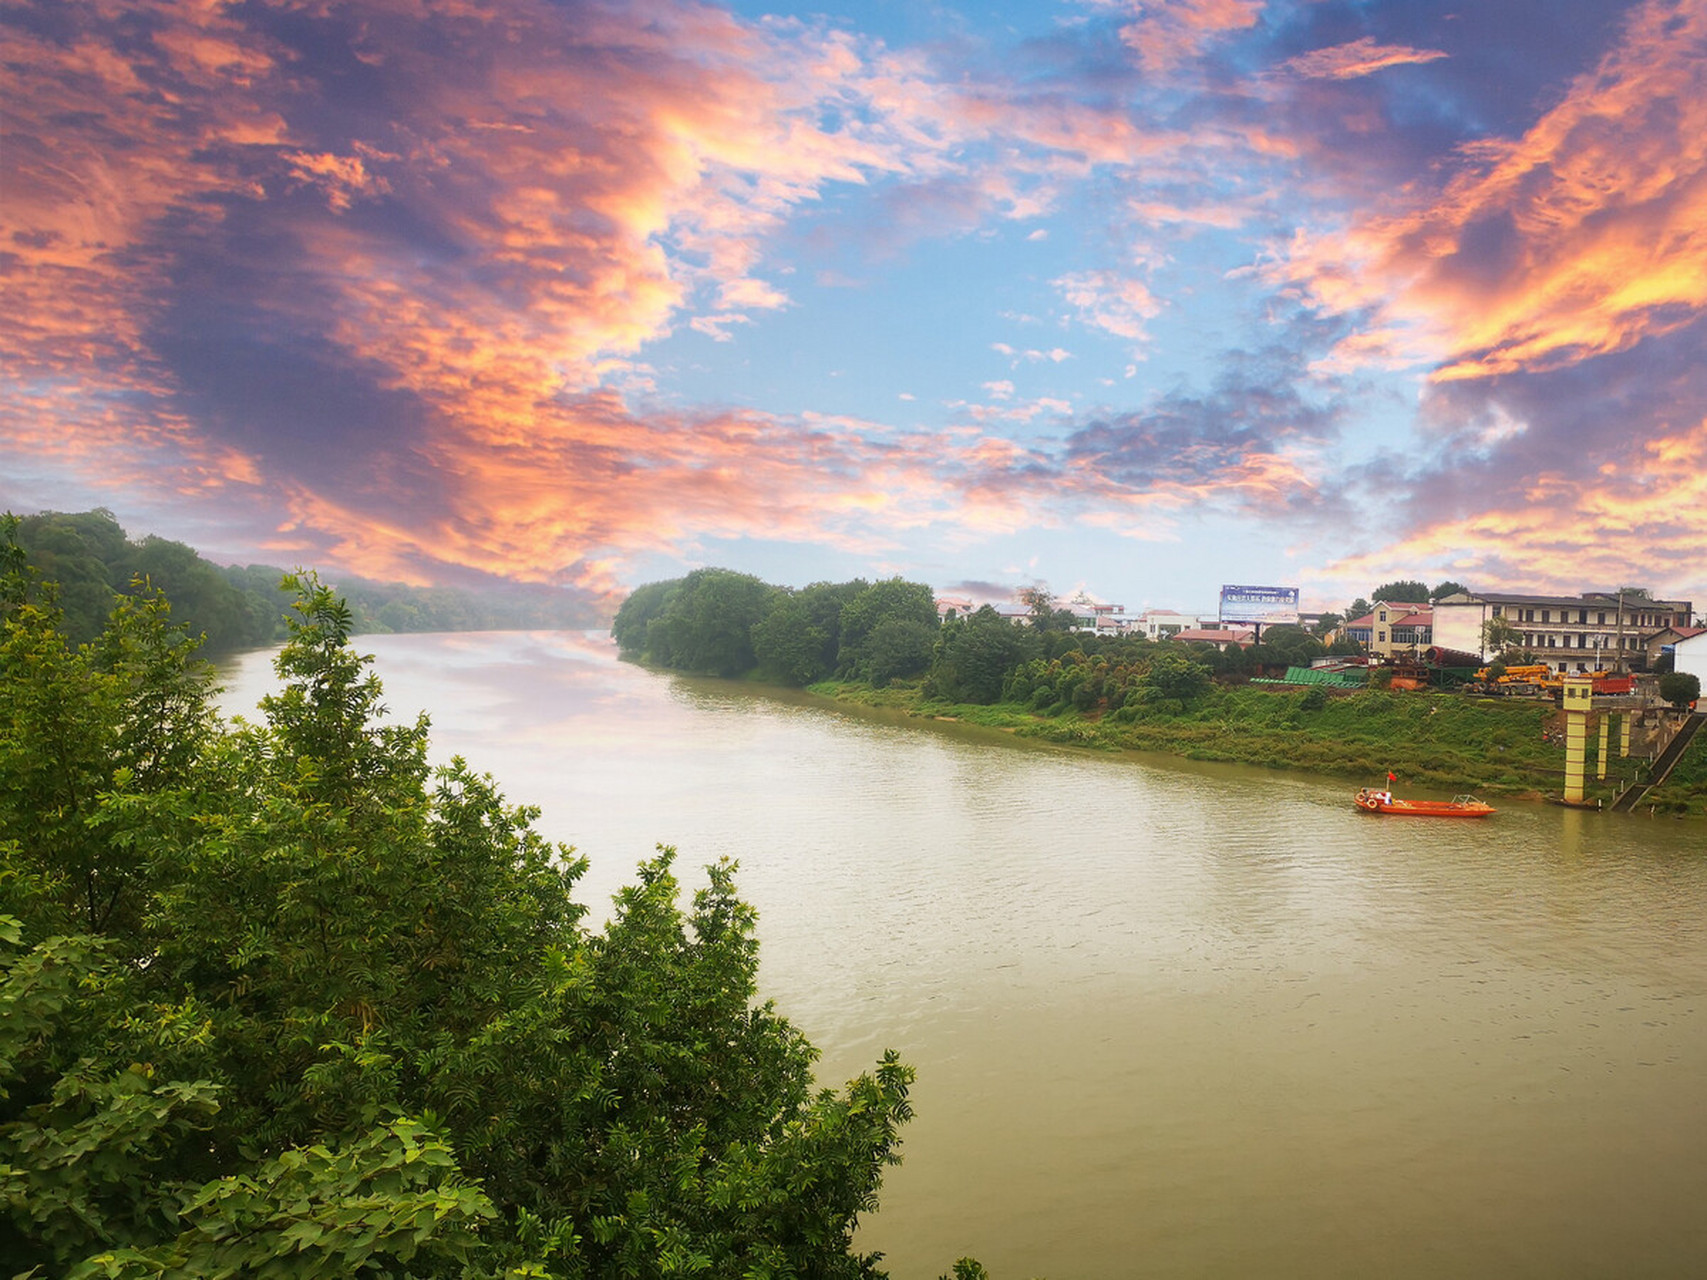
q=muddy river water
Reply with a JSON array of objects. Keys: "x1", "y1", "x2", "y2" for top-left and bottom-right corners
[{"x1": 218, "y1": 630, "x2": 1707, "y2": 1278}]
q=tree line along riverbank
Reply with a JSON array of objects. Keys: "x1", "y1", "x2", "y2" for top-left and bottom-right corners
[
  {"x1": 614, "y1": 567, "x2": 1707, "y2": 819},
  {"x1": 7, "y1": 508, "x2": 601, "y2": 653}
]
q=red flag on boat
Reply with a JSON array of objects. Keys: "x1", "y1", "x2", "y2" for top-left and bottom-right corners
[{"x1": 1387, "y1": 771, "x2": 1397, "y2": 784}]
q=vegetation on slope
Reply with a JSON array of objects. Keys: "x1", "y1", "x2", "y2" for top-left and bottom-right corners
[
  {"x1": 1641, "y1": 719, "x2": 1707, "y2": 816},
  {"x1": 817, "y1": 679, "x2": 1555, "y2": 786}
]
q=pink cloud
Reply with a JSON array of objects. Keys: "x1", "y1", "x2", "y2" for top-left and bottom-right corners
[
  {"x1": 1055, "y1": 270, "x2": 1162, "y2": 343},
  {"x1": 1111, "y1": 0, "x2": 1263, "y2": 75},
  {"x1": 1281, "y1": 38, "x2": 1449, "y2": 82}
]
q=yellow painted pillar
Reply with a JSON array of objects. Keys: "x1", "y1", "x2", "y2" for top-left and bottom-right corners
[
  {"x1": 1562, "y1": 676, "x2": 1592, "y2": 804},
  {"x1": 1597, "y1": 713, "x2": 1610, "y2": 781}
]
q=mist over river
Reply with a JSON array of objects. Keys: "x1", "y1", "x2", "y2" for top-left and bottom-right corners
[{"x1": 217, "y1": 629, "x2": 1707, "y2": 1279}]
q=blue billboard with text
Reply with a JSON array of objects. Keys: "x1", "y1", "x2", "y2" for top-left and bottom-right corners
[{"x1": 1219, "y1": 584, "x2": 1300, "y2": 626}]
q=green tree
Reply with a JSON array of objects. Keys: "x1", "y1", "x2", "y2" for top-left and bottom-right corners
[
  {"x1": 858, "y1": 618, "x2": 937, "y2": 687},
  {"x1": 644, "y1": 569, "x2": 773, "y2": 676},
  {"x1": 0, "y1": 572, "x2": 926, "y2": 1278},
  {"x1": 121, "y1": 536, "x2": 256, "y2": 654},
  {"x1": 611, "y1": 578, "x2": 678, "y2": 656},
  {"x1": 1430, "y1": 580, "x2": 1468, "y2": 600},
  {"x1": 1017, "y1": 587, "x2": 1079, "y2": 633},
  {"x1": 928, "y1": 606, "x2": 1034, "y2": 703},
  {"x1": 1018, "y1": 586, "x2": 1054, "y2": 622},
  {"x1": 1659, "y1": 671, "x2": 1701, "y2": 708},
  {"x1": 0, "y1": 521, "x2": 216, "y2": 945},
  {"x1": 1371, "y1": 580, "x2": 1428, "y2": 604},
  {"x1": 1345, "y1": 597, "x2": 1371, "y2": 622},
  {"x1": 12, "y1": 509, "x2": 129, "y2": 643},
  {"x1": 836, "y1": 578, "x2": 937, "y2": 679},
  {"x1": 1481, "y1": 616, "x2": 1521, "y2": 655},
  {"x1": 10, "y1": 509, "x2": 597, "y2": 656},
  {"x1": 797, "y1": 579, "x2": 866, "y2": 674},
  {"x1": 1141, "y1": 651, "x2": 1212, "y2": 703},
  {"x1": 752, "y1": 591, "x2": 831, "y2": 685},
  {"x1": 1255, "y1": 625, "x2": 1324, "y2": 668}
]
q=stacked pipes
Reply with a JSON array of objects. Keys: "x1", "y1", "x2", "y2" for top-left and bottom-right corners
[{"x1": 1423, "y1": 646, "x2": 1483, "y2": 668}]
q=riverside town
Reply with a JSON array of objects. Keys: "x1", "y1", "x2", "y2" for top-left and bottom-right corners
[{"x1": 611, "y1": 566, "x2": 1707, "y2": 819}]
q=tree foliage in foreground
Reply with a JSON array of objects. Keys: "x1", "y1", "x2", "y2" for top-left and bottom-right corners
[{"x1": 1, "y1": 520, "x2": 922, "y2": 1278}]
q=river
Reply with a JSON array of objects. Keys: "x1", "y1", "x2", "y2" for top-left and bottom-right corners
[{"x1": 216, "y1": 629, "x2": 1707, "y2": 1279}]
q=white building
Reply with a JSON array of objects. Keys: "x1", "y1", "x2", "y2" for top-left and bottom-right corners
[
  {"x1": 1133, "y1": 609, "x2": 1197, "y2": 640},
  {"x1": 1671, "y1": 629, "x2": 1707, "y2": 691},
  {"x1": 1433, "y1": 589, "x2": 1695, "y2": 673}
]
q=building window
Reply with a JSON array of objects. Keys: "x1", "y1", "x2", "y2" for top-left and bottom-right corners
[
  {"x1": 1598, "y1": 611, "x2": 1607, "y2": 624},
  {"x1": 1523, "y1": 609, "x2": 1534, "y2": 622}
]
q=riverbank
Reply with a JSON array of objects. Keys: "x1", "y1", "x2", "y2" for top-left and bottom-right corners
[{"x1": 806, "y1": 678, "x2": 1707, "y2": 817}]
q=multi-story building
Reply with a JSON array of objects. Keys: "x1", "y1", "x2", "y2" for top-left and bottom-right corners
[
  {"x1": 1433, "y1": 590, "x2": 1696, "y2": 673},
  {"x1": 1344, "y1": 602, "x2": 1432, "y2": 658}
]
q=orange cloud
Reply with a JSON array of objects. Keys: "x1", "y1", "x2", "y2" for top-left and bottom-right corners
[{"x1": 1278, "y1": 0, "x2": 1707, "y2": 382}]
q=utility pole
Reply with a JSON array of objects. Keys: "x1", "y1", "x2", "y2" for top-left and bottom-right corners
[{"x1": 1615, "y1": 589, "x2": 1626, "y2": 674}]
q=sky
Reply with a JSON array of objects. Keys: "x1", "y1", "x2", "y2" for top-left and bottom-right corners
[{"x1": 4, "y1": 0, "x2": 1705, "y2": 619}]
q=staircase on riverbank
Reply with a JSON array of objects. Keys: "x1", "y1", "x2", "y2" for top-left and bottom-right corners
[{"x1": 1612, "y1": 712, "x2": 1705, "y2": 813}]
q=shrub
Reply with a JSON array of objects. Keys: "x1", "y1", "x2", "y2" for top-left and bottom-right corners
[{"x1": 1659, "y1": 671, "x2": 1701, "y2": 708}]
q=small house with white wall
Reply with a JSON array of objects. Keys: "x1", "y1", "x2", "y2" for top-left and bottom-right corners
[{"x1": 1668, "y1": 627, "x2": 1707, "y2": 689}]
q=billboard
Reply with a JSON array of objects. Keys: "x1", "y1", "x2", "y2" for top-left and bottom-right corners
[{"x1": 1219, "y1": 584, "x2": 1300, "y2": 626}]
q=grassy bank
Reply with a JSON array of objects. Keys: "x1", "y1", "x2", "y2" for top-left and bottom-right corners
[{"x1": 810, "y1": 679, "x2": 1707, "y2": 817}]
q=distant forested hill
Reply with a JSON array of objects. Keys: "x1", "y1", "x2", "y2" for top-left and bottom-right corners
[{"x1": 9, "y1": 509, "x2": 603, "y2": 652}]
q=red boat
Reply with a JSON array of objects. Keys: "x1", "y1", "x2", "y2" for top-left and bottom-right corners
[{"x1": 1354, "y1": 789, "x2": 1496, "y2": 817}]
